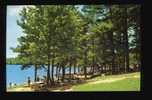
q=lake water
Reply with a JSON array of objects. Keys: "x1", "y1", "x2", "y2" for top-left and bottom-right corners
[{"x1": 6, "y1": 64, "x2": 80, "y2": 87}]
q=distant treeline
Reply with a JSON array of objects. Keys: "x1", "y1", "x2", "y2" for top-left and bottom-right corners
[
  {"x1": 7, "y1": 58, "x2": 47, "y2": 65},
  {"x1": 7, "y1": 57, "x2": 25, "y2": 64}
]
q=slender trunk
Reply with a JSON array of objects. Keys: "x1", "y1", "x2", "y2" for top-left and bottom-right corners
[
  {"x1": 90, "y1": 65, "x2": 92, "y2": 74},
  {"x1": 105, "y1": 64, "x2": 107, "y2": 73},
  {"x1": 100, "y1": 64, "x2": 102, "y2": 74},
  {"x1": 118, "y1": 56, "x2": 121, "y2": 73},
  {"x1": 47, "y1": 54, "x2": 51, "y2": 85},
  {"x1": 34, "y1": 64, "x2": 37, "y2": 82},
  {"x1": 78, "y1": 66, "x2": 80, "y2": 74},
  {"x1": 74, "y1": 62, "x2": 76, "y2": 74},
  {"x1": 123, "y1": 53, "x2": 126, "y2": 73},
  {"x1": 74, "y1": 65, "x2": 76, "y2": 74},
  {"x1": 92, "y1": 38, "x2": 95, "y2": 74},
  {"x1": 109, "y1": 6, "x2": 115, "y2": 74},
  {"x1": 104, "y1": 65, "x2": 105, "y2": 73},
  {"x1": 51, "y1": 55, "x2": 55, "y2": 85},
  {"x1": 111, "y1": 34, "x2": 115, "y2": 75},
  {"x1": 58, "y1": 64, "x2": 61, "y2": 81},
  {"x1": 138, "y1": 14, "x2": 141, "y2": 69},
  {"x1": 135, "y1": 13, "x2": 141, "y2": 70},
  {"x1": 57, "y1": 64, "x2": 59, "y2": 81},
  {"x1": 138, "y1": 22, "x2": 141, "y2": 71},
  {"x1": 104, "y1": 64, "x2": 106, "y2": 73},
  {"x1": 56, "y1": 63, "x2": 58, "y2": 78},
  {"x1": 69, "y1": 63, "x2": 72, "y2": 80},
  {"x1": 121, "y1": 31, "x2": 126, "y2": 73},
  {"x1": 92, "y1": 61, "x2": 95, "y2": 74},
  {"x1": 62, "y1": 65, "x2": 65, "y2": 82},
  {"x1": 123, "y1": 6, "x2": 129, "y2": 72},
  {"x1": 84, "y1": 50, "x2": 87, "y2": 79}
]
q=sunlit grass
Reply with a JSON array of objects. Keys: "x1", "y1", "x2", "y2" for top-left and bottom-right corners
[{"x1": 72, "y1": 72, "x2": 140, "y2": 91}]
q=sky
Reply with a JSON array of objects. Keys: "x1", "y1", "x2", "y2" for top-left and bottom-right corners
[
  {"x1": 6, "y1": 6, "x2": 25, "y2": 58},
  {"x1": 7, "y1": 5, "x2": 36, "y2": 58}
]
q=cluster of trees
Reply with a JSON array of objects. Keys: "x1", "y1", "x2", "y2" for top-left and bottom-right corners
[{"x1": 9, "y1": 5, "x2": 141, "y2": 86}]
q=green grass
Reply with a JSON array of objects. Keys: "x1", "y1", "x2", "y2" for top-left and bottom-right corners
[
  {"x1": 72, "y1": 72, "x2": 140, "y2": 91},
  {"x1": 88, "y1": 72, "x2": 139, "y2": 81}
]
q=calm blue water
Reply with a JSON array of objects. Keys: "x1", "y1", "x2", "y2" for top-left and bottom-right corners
[{"x1": 6, "y1": 64, "x2": 80, "y2": 87}]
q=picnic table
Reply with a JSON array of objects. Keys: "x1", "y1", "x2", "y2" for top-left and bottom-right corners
[{"x1": 30, "y1": 81, "x2": 47, "y2": 91}]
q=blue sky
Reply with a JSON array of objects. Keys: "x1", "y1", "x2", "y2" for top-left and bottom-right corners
[
  {"x1": 7, "y1": 6, "x2": 21, "y2": 58},
  {"x1": 7, "y1": 6, "x2": 28, "y2": 58}
]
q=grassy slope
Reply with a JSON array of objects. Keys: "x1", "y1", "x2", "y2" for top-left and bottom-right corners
[{"x1": 72, "y1": 72, "x2": 140, "y2": 91}]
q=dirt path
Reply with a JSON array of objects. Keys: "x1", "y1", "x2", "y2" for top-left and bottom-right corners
[
  {"x1": 89, "y1": 77, "x2": 126, "y2": 84},
  {"x1": 89, "y1": 74, "x2": 140, "y2": 85},
  {"x1": 7, "y1": 87, "x2": 34, "y2": 92}
]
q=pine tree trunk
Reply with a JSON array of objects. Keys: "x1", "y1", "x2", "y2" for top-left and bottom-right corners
[
  {"x1": 123, "y1": 6, "x2": 129, "y2": 72},
  {"x1": 69, "y1": 60, "x2": 72, "y2": 81},
  {"x1": 110, "y1": 31, "x2": 115, "y2": 74},
  {"x1": 92, "y1": 38, "x2": 95, "y2": 74},
  {"x1": 62, "y1": 65, "x2": 65, "y2": 82},
  {"x1": 92, "y1": 59, "x2": 95, "y2": 74},
  {"x1": 51, "y1": 57, "x2": 54, "y2": 85},
  {"x1": 58, "y1": 65, "x2": 61, "y2": 80},
  {"x1": 84, "y1": 50, "x2": 87, "y2": 79},
  {"x1": 74, "y1": 63, "x2": 76, "y2": 74},
  {"x1": 47, "y1": 55, "x2": 51, "y2": 86},
  {"x1": 78, "y1": 66, "x2": 80, "y2": 74},
  {"x1": 34, "y1": 64, "x2": 37, "y2": 82},
  {"x1": 57, "y1": 64, "x2": 59, "y2": 81},
  {"x1": 109, "y1": 6, "x2": 115, "y2": 74},
  {"x1": 56, "y1": 64, "x2": 58, "y2": 78}
]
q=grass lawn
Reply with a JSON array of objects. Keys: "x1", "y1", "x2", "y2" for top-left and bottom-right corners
[{"x1": 72, "y1": 72, "x2": 140, "y2": 91}]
